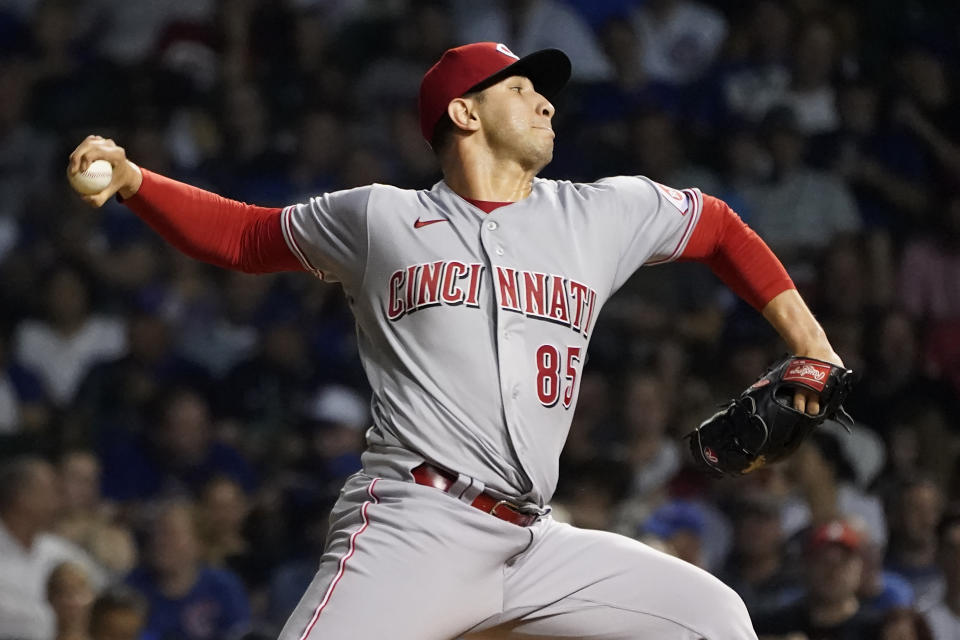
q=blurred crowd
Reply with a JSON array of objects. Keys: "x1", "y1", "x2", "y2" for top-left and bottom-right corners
[{"x1": 0, "y1": 0, "x2": 958, "y2": 639}]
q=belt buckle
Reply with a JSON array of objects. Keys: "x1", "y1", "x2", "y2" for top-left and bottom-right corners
[{"x1": 489, "y1": 499, "x2": 519, "y2": 518}]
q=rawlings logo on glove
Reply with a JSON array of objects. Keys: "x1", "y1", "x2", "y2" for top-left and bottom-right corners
[
  {"x1": 783, "y1": 361, "x2": 831, "y2": 390},
  {"x1": 686, "y1": 355, "x2": 855, "y2": 477}
]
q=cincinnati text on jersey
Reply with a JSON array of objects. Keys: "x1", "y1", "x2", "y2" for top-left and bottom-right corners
[{"x1": 386, "y1": 261, "x2": 599, "y2": 337}]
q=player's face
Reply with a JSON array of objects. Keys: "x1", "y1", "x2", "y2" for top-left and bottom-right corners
[{"x1": 474, "y1": 75, "x2": 556, "y2": 172}]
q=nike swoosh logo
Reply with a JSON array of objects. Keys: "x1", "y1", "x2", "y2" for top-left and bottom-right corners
[{"x1": 414, "y1": 217, "x2": 449, "y2": 229}]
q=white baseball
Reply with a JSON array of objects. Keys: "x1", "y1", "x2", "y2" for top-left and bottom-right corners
[{"x1": 68, "y1": 159, "x2": 113, "y2": 195}]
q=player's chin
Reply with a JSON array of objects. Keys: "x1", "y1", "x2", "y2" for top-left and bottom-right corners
[{"x1": 523, "y1": 144, "x2": 553, "y2": 173}]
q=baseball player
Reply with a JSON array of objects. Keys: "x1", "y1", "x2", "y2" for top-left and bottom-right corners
[{"x1": 69, "y1": 42, "x2": 844, "y2": 639}]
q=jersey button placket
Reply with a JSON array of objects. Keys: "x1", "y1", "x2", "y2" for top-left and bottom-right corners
[{"x1": 484, "y1": 217, "x2": 519, "y2": 408}]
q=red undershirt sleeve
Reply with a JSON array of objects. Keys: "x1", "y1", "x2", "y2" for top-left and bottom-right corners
[
  {"x1": 121, "y1": 169, "x2": 303, "y2": 274},
  {"x1": 678, "y1": 193, "x2": 795, "y2": 310}
]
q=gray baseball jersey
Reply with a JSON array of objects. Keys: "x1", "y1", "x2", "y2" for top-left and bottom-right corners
[
  {"x1": 275, "y1": 176, "x2": 759, "y2": 639},
  {"x1": 280, "y1": 176, "x2": 703, "y2": 505}
]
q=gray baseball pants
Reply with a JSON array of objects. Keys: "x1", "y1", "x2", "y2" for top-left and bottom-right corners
[{"x1": 278, "y1": 472, "x2": 757, "y2": 640}]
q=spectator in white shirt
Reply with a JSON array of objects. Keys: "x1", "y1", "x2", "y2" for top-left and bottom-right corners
[
  {"x1": 13, "y1": 266, "x2": 126, "y2": 407},
  {"x1": 741, "y1": 106, "x2": 861, "y2": 279},
  {"x1": 781, "y1": 20, "x2": 842, "y2": 135},
  {"x1": 0, "y1": 457, "x2": 105, "y2": 640}
]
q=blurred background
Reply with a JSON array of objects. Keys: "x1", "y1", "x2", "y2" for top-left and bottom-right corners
[{"x1": 0, "y1": 0, "x2": 958, "y2": 639}]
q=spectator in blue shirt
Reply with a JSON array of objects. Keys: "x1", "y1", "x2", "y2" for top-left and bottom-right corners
[
  {"x1": 100, "y1": 387, "x2": 255, "y2": 502},
  {"x1": 127, "y1": 500, "x2": 250, "y2": 640}
]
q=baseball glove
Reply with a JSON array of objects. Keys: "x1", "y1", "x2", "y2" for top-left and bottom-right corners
[{"x1": 686, "y1": 355, "x2": 855, "y2": 477}]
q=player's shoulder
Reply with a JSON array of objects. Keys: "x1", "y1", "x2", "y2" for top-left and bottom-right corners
[
  {"x1": 364, "y1": 182, "x2": 439, "y2": 205},
  {"x1": 537, "y1": 174, "x2": 661, "y2": 202},
  {"x1": 304, "y1": 183, "x2": 418, "y2": 212}
]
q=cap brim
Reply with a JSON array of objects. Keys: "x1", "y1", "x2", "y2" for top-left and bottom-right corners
[{"x1": 467, "y1": 48, "x2": 571, "y2": 99}]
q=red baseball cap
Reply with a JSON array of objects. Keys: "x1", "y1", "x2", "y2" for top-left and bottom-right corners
[
  {"x1": 418, "y1": 42, "x2": 571, "y2": 145},
  {"x1": 808, "y1": 520, "x2": 862, "y2": 553}
]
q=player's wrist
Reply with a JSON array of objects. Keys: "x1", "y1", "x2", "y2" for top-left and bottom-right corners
[
  {"x1": 790, "y1": 337, "x2": 842, "y2": 367},
  {"x1": 117, "y1": 161, "x2": 143, "y2": 200}
]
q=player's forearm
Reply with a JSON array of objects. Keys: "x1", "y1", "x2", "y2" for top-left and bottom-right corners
[
  {"x1": 680, "y1": 194, "x2": 794, "y2": 310},
  {"x1": 123, "y1": 169, "x2": 302, "y2": 273},
  {"x1": 761, "y1": 289, "x2": 840, "y2": 364}
]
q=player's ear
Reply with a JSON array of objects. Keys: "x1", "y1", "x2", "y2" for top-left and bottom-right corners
[{"x1": 447, "y1": 97, "x2": 481, "y2": 133}]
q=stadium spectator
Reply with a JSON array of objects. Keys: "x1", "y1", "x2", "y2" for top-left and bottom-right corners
[
  {"x1": 717, "y1": 0, "x2": 794, "y2": 126},
  {"x1": 741, "y1": 106, "x2": 861, "y2": 273},
  {"x1": 73, "y1": 305, "x2": 211, "y2": 440},
  {"x1": 0, "y1": 324, "x2": 49, "y2": 435},
  {"x1": 781, "y1": 19, "x2": 843, "y2": 135},
  {"x1": 572, "y1": 16, "x2": 681, "y2": 156},
  {"x1": 12, "y1": 265, "x2": 126, "y2": 407},
  {"x1": 630, "y1": 0, "x2": 727, "y2": 85},
  {"x1": 170, "y1": 269, "x2": 265, "y2": 379},
  {"x1": 559, "y1": 370, "x2": 618, "y2": 476},
  {"x1": 194, "y1": 475, "x2": 267, "y2": 593},
  {"x1": 754, "y1": 519, "x2": 873, "y2": 639},
  {"x1": 453, "y1": 0, "x2": 614, "y2": 82},
  {"x1": 0, "y1": 57, "x2": 57, "y2": 257},
  {"x1": 849, "y1": 310, "x2": 957, "y2": 436},
  {"x1": 219, "y1": 316, "x2": 315, "y2": 448},
  {"x1": 0, "y1": 457, "x2": 105, "y2": 640},
  {"x1": 892, "y1": 47, "x2": 960, "y2": 188},
  {"x1": 127, "y1": 500, "x2": 251, "y2": 640},
  {"x1": 641, "y1": 500, "x2": 709, "y2": 569},
  {"x1": 886, "y1": 477, "x2": 947, "y2": 612},
  {"x1": 99, "y1": 387, "x2": 255, "y2": 502},
  {"x1": 718, "y1": 492, "x2": 802, "y2": 619},
  {"x1": 827, "y1": 80, "x2": 931, "y2": 230},
  {"x1": 900, "y1": 195, "x2": 960, "y2": 322},
  {"x1": 88, "y1": 587, "x2": 148, "y2": 640},
  {"x1": 615, "y1": 372, "x2": 681, "y2": 532},
  {"x1": 880, "y1": 607, "x2": 934, "y2": 640},
  {"x1": 783, "y1": 431, "x2": 887, "y2": 547},
  {"x1": 922, "y1": 508, "x2": 960, "y2": 638},
  {"x1": 298, "y1": 383, "x2": 368, "y2": 493},
  {"x1": 47, "y1": 561, "x2": 95, "y2": 640},
  {"x1": 553, "y1": 457, "x2": 631, "y2": 532},
  {"x1": 54, "y1": 450, "x2": 137, "y2": 578},
  {"x1": 855, "y1": 520, "x2": 916, "y2": 626}
]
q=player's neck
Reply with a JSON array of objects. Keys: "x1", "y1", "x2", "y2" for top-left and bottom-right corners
[{"x1": 442, "y1": 148, "x2": 538, "y2": 202}]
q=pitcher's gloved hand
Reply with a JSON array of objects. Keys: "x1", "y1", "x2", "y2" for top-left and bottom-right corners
[{"x1": 686, "y1": 356, "x2": 855, "y2": 477}]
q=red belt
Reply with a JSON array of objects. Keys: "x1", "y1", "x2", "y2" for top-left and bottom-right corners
[{"x1": 411, "y1": 463, "x2": 539, "y2": 527}]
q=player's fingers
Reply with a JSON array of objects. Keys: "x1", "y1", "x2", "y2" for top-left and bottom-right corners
[
  {"x1": 792, "y1": 390, "x2": 806, "y2": 414},
  {"x1": 83, "y1": 186, "x2": 118, "y2": 209},
  {"x1": 792, "y1": 389, "x2": 821, "y2": 416},
  {"x1": 80, "y1": 194, "x2": 101, "y2": 208},
  {"x1": 69, "y1": 140, "x2": 102, "y2": 174},
  {"x1": 68, "y1": 135, "x2": 123, "y2": 174},
  {"x1": 68, "y1": 135, "x2": 103, "y2": 171}
]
